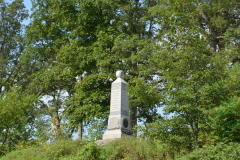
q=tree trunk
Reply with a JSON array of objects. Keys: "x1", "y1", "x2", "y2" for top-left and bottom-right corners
[
  {"x1": 78, "y1": 122, "x2": 83, "y2": 140},
  {"x1": 77, "y1": 74, "x2": 83, "y2": 140},
  {"x1": 193, "y1": 121, "x2": 199, "y2": 150},
  {"x1": 55, "y1": 115, "x2": 62, "y2": 138},
  {"x1": 130, "y1": 107, "x2": 137, "y2": 137}
]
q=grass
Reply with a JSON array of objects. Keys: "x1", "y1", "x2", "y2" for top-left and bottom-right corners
[
  {"x1": 0, "y1": 139, "x2": 84, "y2": 160},
  {"x1": 1, "y1": 138, "x2": 239, "y2": 160},
  {"x1": 101, "y1": 137, "x2": 170, "y2": 160}
]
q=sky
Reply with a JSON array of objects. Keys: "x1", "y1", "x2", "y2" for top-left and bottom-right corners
[{"x1": 23, "y1": 0, "x2": 32, "y2": 25}]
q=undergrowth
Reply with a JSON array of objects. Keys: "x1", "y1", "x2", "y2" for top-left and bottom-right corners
[
  {"x1": 179, "y1": 142, "x2": 240, "y2": 160},
  {"x1": 0, "y1": 138, "x2": 239, "y2": 160}
]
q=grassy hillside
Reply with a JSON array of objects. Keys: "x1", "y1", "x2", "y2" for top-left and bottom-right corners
[{"x1": 1, "y1": 137, "x2": 240, "y2": 160}]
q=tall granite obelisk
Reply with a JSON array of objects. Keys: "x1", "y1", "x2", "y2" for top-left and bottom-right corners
[{"x1": 97, "y1": 71, "x2": 132, "y2": 145}]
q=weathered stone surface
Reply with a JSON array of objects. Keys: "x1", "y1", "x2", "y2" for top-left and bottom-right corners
[
  {"x1": 102, "y1": 129, "x2": 132, "y2": 140},
  {"x1": 96, "y1": 70, "x2": 133, "y2": 146},
  {"x1": 95, "y1": 139, "x2": 113, "y2": 147}
]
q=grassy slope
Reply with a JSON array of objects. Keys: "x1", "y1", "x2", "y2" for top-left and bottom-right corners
[{"x1": 1, "y1": 138, "x2": 240, "y2": 160}]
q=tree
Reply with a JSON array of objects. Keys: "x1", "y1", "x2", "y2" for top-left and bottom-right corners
[
  {"x1": 0, "y1": 0, "x2": 28, "y2": 95},
  {"x1": 208, "y1": 63, "x2": 240, "y2": 143},
  {"x1": 61, "y1": 0, "x2": 163, "y2": 137},
  {"x1": 25, "y1": 0, "x2": 78, "y2": 141},
  {"x1": 0, "y1": 86, "x2": 38, "y2": 156},
  {"x1": 27, "y1": 0, "x2": 162, "y2": 140},
  {"x1": 146, "y1": 0, "x2": 240, "y2": 149},
  {"x1": 0, "y1": 0, "x2": 39, "y2": 155}
]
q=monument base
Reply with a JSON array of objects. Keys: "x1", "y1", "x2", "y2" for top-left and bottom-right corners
[
  {"x1": 95, "y1": 139, "x2": 113, "y2": 147},
  {"x1": 102, "y1": 129, "x2": 133, "y2": 140},
  {"x1": 96, "y1": 129, "x2": 133, "y2": 147}
]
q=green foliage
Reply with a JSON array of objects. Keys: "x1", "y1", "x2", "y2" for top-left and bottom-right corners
[
  {"x1": 45, "y1": 139, "x2": 83, "y2": 159},
  {"x1": 149, "y1": 0, "x2": 240, "y2": 149},
  {"x1": 2, "y1": 138, "x2": 240, "y2": 160},
  {"x1": 0, "y1": 139, "x2": 83, "y2": 160},
  {"x1": 78, "y1": 142, "x2": 101, "y2": 160},
  {"x1": 101, "y1": 137, "x2": 170, "y2": 160},
  {"x1": 1, "y1": 138, "x2": 180, "y2": 160},
  {"x1": 197, "y1": 63, "x2": 240, "y2": 144},
  {"x1": 0, "y1": 0, "x2": 28, "y2": 95},
  {"x1": 1, "y1": 0, "x2": 240, "y2": 157},
  {"x1": 65, "y1": 73, "x2": 111, "y2": 125},
  {"x1": 179, "y1": 142, "x2": 240, "y2": 160},
  {"x1": 27, "y1": 64, "x2": 76, "y2": 141},
  {"x1": 61, "y1": 0, "x2": 162, "y2": 135},
  {"x1": 138, "y1": 117, "x2": 194, "y2": 152},
  {"x1": 209, "y1": 96, "x2": 240, "y2": 143},
  {"x1": 0, "y1": 147, "x2": 46, "y2": 160},
  {"x1": 26, "y1": 0, "x2": 78, "y2": 141},
  {"x1": 155, "y1": 33, "x2": 230, "y2": 148},
  {"x1": 0, "y1": 86, "x2": 38, "y2": 156},
  {"x1": 83, "y1": 119, "x2": 107, "y2": 141}
]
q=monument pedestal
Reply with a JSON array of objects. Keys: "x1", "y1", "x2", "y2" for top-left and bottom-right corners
[
  {"x1": 96, "y1": 129, "x2": 133, "y2": 146},
  {"x1": 95, "y1": 139, "x2": 113, "y2": 147},
  {"x1": 103, "y1": 129, "x2": 133, "y2": 139},
  {"x1": 96, "y1": 71, "x2": 133, "y2": 146}
]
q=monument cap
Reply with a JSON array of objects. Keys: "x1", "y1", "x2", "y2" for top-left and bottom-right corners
[{"x1": 116, "y1": 70, "x2": 124, "y2": 79}]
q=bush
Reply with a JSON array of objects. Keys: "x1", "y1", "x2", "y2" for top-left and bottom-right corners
[
  {"x1": 46, "y1": 139, "x2": 83, "y2": 159},
  {"x1": 0, "y1": 139, "x2": 83, "y2": 160},
  {"x1": 100, "y1": 137, "x2": 170, "y2": 160},
  {"x1": 0, "y1": 147, "x2": 46, "y2": 160},
  {"x1": 5, "y1": 138, "x2": 238, "y2": 160},
  {"x1": 179, "y1": 142, "x2": 240, "y2": 160},
  {"x1": 77, "y1": 141, "x2": 102, "y2": 160}
]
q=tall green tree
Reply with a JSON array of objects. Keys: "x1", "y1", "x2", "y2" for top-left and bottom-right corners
[
  {"x1": 0, "y1": 86, "x2": 38, "y2": 156},
  {"x1": 208, "y1": 63, "x2": 240, "y2": 143},
  {"x1": 146, "y1": 0, "x2": 240, "y2": 149},
  {"x1": 61, "y1": 0, "x2": 163, "y2": 136},
  {"x1": 0, "y1": 0, "x2": 39, "y2": 155},
  {"x1": 0, "y1": 0, "x2": 28, "y2": 95},
  {"x1": 26, "y1": 0, "x2": 78, "y2": 141}
]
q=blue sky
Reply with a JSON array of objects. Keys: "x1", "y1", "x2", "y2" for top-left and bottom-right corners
[{"x1": 23, "y1": 0, "x2": 32, "y2": 25}]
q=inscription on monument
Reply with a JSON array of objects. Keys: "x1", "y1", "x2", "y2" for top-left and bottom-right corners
[
  {"x1": 110, "y1": 90, "x2": 120, "y2": 111},
  {"x1": 121, "y1": 90, "x2": 129, "y2": 110},
  {"x1": 112, "y1": 83, "x2": 121, "y2": 90}
]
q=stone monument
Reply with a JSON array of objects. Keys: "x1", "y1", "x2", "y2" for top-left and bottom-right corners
[{"x1": 96, "y1": 70, "x2": 132, "y2": 146}]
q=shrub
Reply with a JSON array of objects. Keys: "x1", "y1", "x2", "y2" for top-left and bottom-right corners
[
  {"x1": 77, "y1": 141, "x2": 102, "y2": 160},
  {"x1": 100, "y1": 137, "x2": 170, "y2": 160},
  {"x1": 179, "y1": 142, "x2": 240, "y2": 160},
  {"x1": 0, "y1": 147, "x2": 46, "y2": 160},
  {"x1": 46, "y1": 139, "x2": 83, "y2": 159},
  {"x1": 0, "y1": 139, "x2": 83, "y2": 160}
]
